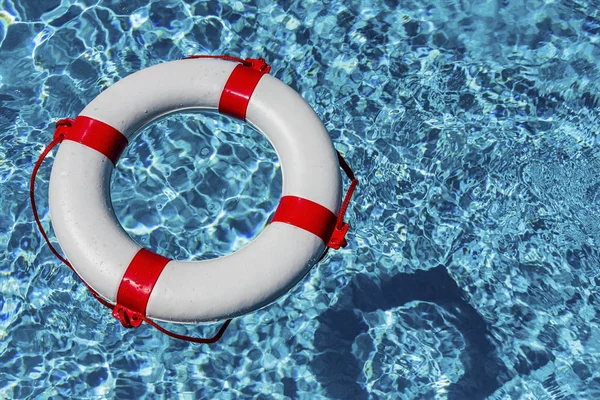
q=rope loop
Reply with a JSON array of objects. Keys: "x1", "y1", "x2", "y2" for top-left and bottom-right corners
[{"x1": 30, "y1": 121, "x2": 232, "y2": 344}]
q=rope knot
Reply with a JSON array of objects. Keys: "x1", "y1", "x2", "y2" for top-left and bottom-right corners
[
  {"x1": 243, "y1": 57, "x2": 271, "y2": 73},
  {"x1": 53, "y1": 118, "x2": 75, "y2": 141},
  {"x1": 112, "y1": 305, "x2": 144, "y2": 328},
  {"x1": 328, "y1": 222, "x2": 349, "y2": 250}
]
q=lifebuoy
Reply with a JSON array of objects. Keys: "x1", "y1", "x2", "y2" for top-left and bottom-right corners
[{"x1": 44, "y1": 57, "x2": 354, "y2": 327}]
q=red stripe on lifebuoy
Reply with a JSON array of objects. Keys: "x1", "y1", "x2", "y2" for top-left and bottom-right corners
[
  {"x1": 271, "y1": 196, "x2": 337, "y2": 243},
  {"x1": 64, "y1": 116, "x2": 128, "y2": 165},
  {"x1": 116, "y1": 249, "x2": 171, "y2": 317},
  {"x1": 219, "y1": 64, "x2": 266, "y2": 120}
]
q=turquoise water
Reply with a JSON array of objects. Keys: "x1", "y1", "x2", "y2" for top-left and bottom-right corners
[{"x1": 2, "y1": 0, "x2": 600, "y2": 398}]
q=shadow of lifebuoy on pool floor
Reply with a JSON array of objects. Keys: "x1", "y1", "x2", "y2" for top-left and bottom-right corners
[{"x1": 310, "y1": 264, "x2": 541, "y2": 399}]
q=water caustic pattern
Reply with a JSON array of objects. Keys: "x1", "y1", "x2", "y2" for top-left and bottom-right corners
[
  {"x1": 113, "y1": 112, "x2": 281, "y2": 261},
  {"x1": 2, "y1": 0, "x2": 600, "y2": 398}
]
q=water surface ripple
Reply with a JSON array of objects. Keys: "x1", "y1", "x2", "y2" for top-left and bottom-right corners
[{"x1": 1, "y1": 0, "x2": 600, "y2": 398}]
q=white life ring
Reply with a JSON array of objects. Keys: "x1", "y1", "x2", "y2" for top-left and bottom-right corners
[{"x1": 48, "y1": 57, "x2": 346, "y2": 325}]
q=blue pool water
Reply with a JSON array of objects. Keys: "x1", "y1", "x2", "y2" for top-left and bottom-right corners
[{"x1": 2, "y1": 0, "x2": 600, "y2": 398}]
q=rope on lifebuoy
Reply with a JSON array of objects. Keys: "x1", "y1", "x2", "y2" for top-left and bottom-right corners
[{"x1": 30, "y1": 55, "x2": 358, "y2": 343}]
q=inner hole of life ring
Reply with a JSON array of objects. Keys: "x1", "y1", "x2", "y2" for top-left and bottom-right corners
[{"x1": 110, "y1": 110, "x2": 282, "y2": 261}]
